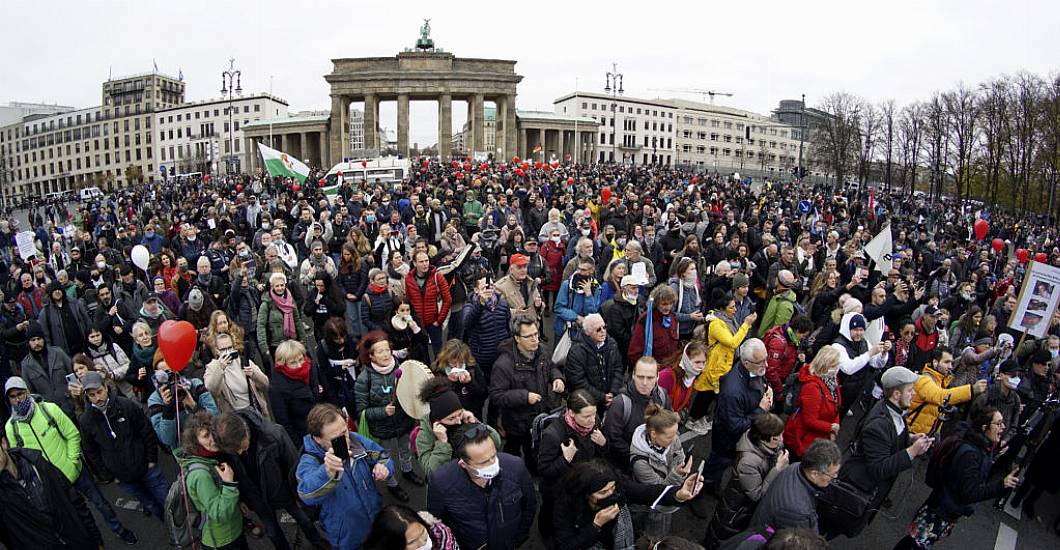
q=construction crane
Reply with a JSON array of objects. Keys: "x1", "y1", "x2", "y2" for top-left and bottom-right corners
[{"x1": 649, "y1": 88, "x2": 734, "y2": 105}]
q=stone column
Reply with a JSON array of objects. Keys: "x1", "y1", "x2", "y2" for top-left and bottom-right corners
[
  {"x1": 280, "y1": 134, "x2": 289, "y2": 157},
  {"x1": 495, "y1": 95, "x2": 507, "y2": 159},
  {"x1": 397, "y1": 93, "x2": 410, "y2": 158},
  {"x1": 519, "y1": 128, "x2": 527, "y2": 159},
  {"x1": 505, "y1": 94, "x2": 517, "y2": 162},
  {"x1": 329, "y1": 95, "x2": 348, "y2": 165},
  {"x1": 319, "y1": 132, "x2": 328, "y2": 168},
  {"x1": 538, "y1": 128, "x2": 546, "y2": 161},
  {"x1": 438, "y1": 93, "x2": 452, "y2": 161},
  {"x1": 363, "y1": 93, "x2": 378, "y2": 152},
  {"x1": 557, "y1": 130, "x2": 565, "y2": 162},
  {"x1": 471, "y1": 93, "x2": 485, "y2": 154}
]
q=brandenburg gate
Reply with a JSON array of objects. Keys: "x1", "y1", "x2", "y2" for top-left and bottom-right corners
[{"x1": 325, "y1": 22, "x2": 522, "y2": 161}]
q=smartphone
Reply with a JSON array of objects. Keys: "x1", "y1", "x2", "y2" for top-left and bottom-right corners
[
  {"x1": 331, "y1": 435, "x2": 350, "y2": 461},
  {"x1": 65, "y1": 373, "x2": 78, "y2": 385}
]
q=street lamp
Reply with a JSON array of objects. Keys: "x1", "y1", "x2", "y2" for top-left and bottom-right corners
[
  {"x1": 220, "y1": 58, "x2": 243, "y2": 175},
  {"x1": 604, "y1": 63, "x2": 623, "y2": 164},
  {"x1": 797, "y1": 93, "x2": 806, "y2": 184}
]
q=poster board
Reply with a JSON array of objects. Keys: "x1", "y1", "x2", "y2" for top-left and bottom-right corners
[
  {"x1": 15, "y1": 231, "x2": 36, "y2": 261},
  {"x1": 1007, "y1": 261, "x2": 1060, "y2": 339}
]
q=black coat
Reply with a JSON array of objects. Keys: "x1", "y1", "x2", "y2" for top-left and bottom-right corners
[
  {"x1": 564, "y1": 332, "x2": 625, "y2": 406},
  {"x1": 537, "y1": 416, "x2": 607, "y2": 487},
  {"x1": 600, "y1": 297, "x2": 644, "y2": 360},
  {"x1": 79, "y1": 395, "x2": 159, "y2": 483},
  {"x1": 269, "y1": 365, "x2": 320, "y2": 444},
  {"x1": 712, "y1": 362, "x2": 767, "y2": 458},
  {"x1": 839, "y1": 399, "x2": 912, "y2": 513},
  {"x1": 928, "y1": 430, "x2": 1005, "y2": 521},
  {"x1": 0, "y1": 448, "x2": 101, "y2": 549},
  {"x1": 489, "y1": 340, "x2": 565, "y2": 436},
  {"x1": 234, "y1": 408, "x2": 301, "y2": 509}
]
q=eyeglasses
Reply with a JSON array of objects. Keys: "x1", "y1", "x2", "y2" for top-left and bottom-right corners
[
  {"x1": 516, "y1": 331, "x2": 540, "y2": 340},
  {"x1": 593, "y1": 325, "x2": 608, "y2": 332}
]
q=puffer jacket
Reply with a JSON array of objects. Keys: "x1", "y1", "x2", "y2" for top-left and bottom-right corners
[
  {"x1": 600, "y1": 295, "x2": 643, "y2": 356},
  {"x1": 553, "y1": 278, "x2": 602, "y2": 339},
  {"x1": 147, "y1": 378, "x2": 219, "y2": 449},
  {"x1": 763, "y1": 324, "x2": 800, "y2": 398},
  {"x1": 461, "y1": 293, "x2": 512, "y2": 371},
  {"x1": 782, "y1": 370, "x2": 840, "y2": 457},
  {"x1": 297, "y1": 432, "x2": 394, "y2": 550},
  {"x1": 361, "y1": 285, "x2": 395, "y2": 332},
  {"x1": 706, "y1": 432, "x2": 783, "y2": 544},
  {"x1": 695, "y1": 314, "x2": 751, "y2": 393},
  {"x1": 489, "y1": 339, "x2": 565, "y2": 436},
  {"x1": 337, "y1": 260, "x2": 369, "y2": 301},
  {"x1": 404, "y1": 267, "x2": 452, "y2": 326},
  {"x1": 748, "y1": 463, "x2": 821, "y2": 532},
  {"x1": 908, "y1": 366, "x2": 974, "y2": 434},
  {"x1": 256, "y1": 291, "x2": 307, "y2": 355},
  {"x1": 355, "y1": 365, "x2": 415, "y2": 440},
  {"x1": 78, "y1": 395, "x2": 158, "y2": 483},
  {"x1": 4, "y1": 398, "x2": 82, "y2": 482},
  {"x1": 564, "y1": 331, "x2": 625, "y2": 405},
  {"x1": 758, "y1": 289, "x2": 797, "y2": 338}
]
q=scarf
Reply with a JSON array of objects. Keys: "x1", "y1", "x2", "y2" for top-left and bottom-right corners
[
  {"x1": 194, "y1": 447, "x2": 221, "y2": 459},
  {"x1": 369, "y1": 282, "x2": 388, "y2": 294},
  {"x1": 270, "y1": 290, "x2": 297, "y2": 339},
  {"x1": 821, "y1": 373, "x2": 840, "y2": 402},
  {"x1": 563, "y1": 410, "x2": 595, "y2": 437},
  {"x1": 275, "y1": 357, "x2": 311, "y2": 385},
  {"x1": 139, "y1": 305, "x2": 162, "y2": 320},
  {"x1": 714, "y1": 309, "x2": 739, "y2": 336},
  {"x1": 133, "y1": 343, "x2": 157, "y2": 364},
  {"x1": 371, "y1": 358, "x2": 396, "y2": 376}
]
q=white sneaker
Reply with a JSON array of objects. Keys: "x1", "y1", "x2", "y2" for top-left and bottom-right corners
[{"x1": 685, "y1": 418, "x2": 712, "y2": 435}]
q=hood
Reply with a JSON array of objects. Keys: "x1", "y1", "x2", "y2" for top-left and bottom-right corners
[
  {"x1": 735, "y1": 431, "x2": 778, "y2": 460},
  {"x1": 301, "y1": 433, "x2": 328, "y2": 460},
  {"x1": 628, "y1": 424, "x2": 669, "y2": 461},
  {"x1": 838, "y1": 312, "x2": 862, "y2": 341}
]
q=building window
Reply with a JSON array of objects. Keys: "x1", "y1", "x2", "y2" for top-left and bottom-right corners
[{"x1": 254, "y1": 104, "x2": 261, "y2": 112}]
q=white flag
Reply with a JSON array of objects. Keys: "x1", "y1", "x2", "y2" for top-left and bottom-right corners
[
  {"x1": 864, "y1": 225, "x2": 893, "y2": 274},
  {"x1": 258, "y1": 142, "x2": 309, "y2": 183}
]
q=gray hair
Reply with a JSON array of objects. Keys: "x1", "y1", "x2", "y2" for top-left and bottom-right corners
[
  {"x1": 739, "y1": 338, "x2": 766, "y2": 363},
  {"x1": 269, "y1": 272, "x2": 287, "y2": 286},
  {"x1": 625, "y1": 240, "x2": 642, "y2": 253},
  {"x1": 583, "y1": 313, "x2": 605, "y2": 331}
]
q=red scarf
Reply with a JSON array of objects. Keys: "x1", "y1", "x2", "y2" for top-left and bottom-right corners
[
  {"x1": 369, "y1": 282, "x2": 388, "y2": 294},
  {"x1": 563, "y1": 410, "x2": 595, "y2": 437},
  {"x1": 194, "y1": 447, "x2": 221, "y2": 459},
  {"x1": 276, "y1": 357, "x2": 312, "y2": 385}
]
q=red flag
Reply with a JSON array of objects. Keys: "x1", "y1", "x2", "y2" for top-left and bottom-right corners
[{"x1": 868, "y1": 189, "x2": 875, "y2": 220}]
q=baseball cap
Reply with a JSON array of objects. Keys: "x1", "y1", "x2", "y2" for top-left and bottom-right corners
[
  {"x1": 509, "y1": 254, "x2": 529, "y2": 267},
  {"x1": 81, "y1": 372, "x2": 105, "y2": 391},
  {"x1": 922, "y1": 305, "x2": 941, "y2": 317},
  {"x1": 881, "y1": 367, "x2": 920, "y2": 389}
]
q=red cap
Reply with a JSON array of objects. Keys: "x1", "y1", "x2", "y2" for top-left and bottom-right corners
[{"x1": 509, "y1": 254, "x2": 529, "y2": 267}]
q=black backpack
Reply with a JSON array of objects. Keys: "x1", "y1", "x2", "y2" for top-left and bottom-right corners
[
  {"x1": 530, "y1": 407, "x2": 565, "y2": 451},
  {"x1": 782, "y1": 365, "x2": 806, "y2": 415},
  {"x1": 924, "y1": 434, "x2": 965, "y2": 489}
]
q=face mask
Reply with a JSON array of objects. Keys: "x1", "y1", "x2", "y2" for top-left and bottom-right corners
[
  {"x1": 616, "y1": 239, "x2": 627, "y2": 248},
  {"x1": 471, "y1": 458, "x2": 500, "y2": 480},
  {"x1": 146, "y1": 232, "x2": 155, "y2": 238},
  {"x1": 366, "y1": 215, "x2": 377, "y2": 224},
  {"x1": 415, "y1": 537, "x2": 433, "y2": 550},
  {"x1": 97, "y1": 261, "x2": 107, "y2": 269},
  {"x1": 551, "y1": 236, "x2": 561, "y2": 244},
  {"x1": 187, "y1": 235, "x2": 196, "y2": 242},
  {"x1": 623, "y1": 292, "x2": 639, "y2": 304},
  {"x1": 11, "y1": 397, "x2": 34, "y2": 419},
  {"x1": 262, "y1": 222, "x2": 271, "y2": 230},
  {"x1": 684, "y1": 270, "x2": 697, "y2": 281},
  {"x1": 445, "y1": 365, "x2": 469, "y2": 376},
  {"x1": 962, "y1": 293, "x2": 972, "y2": 300},
  {"x1": 1005, "y1": 375, "x2": 1021, "y2": 389},
  {"x1": 1051, "y1": 349, "x2": 1058, "y2": 360},
  {"x1": 581, "y1": 229, "x2": 591, "y2": 236},
  {"x1": 239, "y1": 249, "x2": 250, "y2": 258}
]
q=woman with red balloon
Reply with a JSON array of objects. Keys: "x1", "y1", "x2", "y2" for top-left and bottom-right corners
[{"x1": 148, "y1": 321, "x2": 220, "y2": 450}]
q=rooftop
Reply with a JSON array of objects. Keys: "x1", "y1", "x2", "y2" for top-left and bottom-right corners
[
  {"x1": 243, "y1": 113, "x2": 331, "y2": 130},
  {"x1": 516, "y1": 109, "x2": 597, "y2": 124}
]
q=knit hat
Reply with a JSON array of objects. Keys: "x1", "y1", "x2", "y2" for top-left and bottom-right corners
[
  {"x1": 1032, "y1": 348, "x2": 1052, "y2": 365},
  {"x1": 998, "y1": 359, "x2": 1020, "y2": 374},
  {"x1": 733, "y1": 273, "x2": 749, "y2": 290},
  {"x1": 973, "y1": 334, "x2": 994, "y2": 348},
  {"x1": 848, "y1": 314, "x2": 867, "y2": 330},
  {"x1": 428, "y1": 389, "x2": 464, "y2": 423},
  {"x1": 26, "y1": 321, "x2": 44, "y2": 341}
]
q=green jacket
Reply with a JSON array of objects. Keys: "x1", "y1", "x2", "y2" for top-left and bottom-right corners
[
  {"x1": 462, "y1": 200, "x2": 484, "y2": 226},
  {"x1": 414, "y1": 417, "x2": 502, "y2": 476},
  {"x1": 758, "y1": 290, "x2": 797, "y2": 338},
  {"x1": 257, "y1": 291, "x2": 307, "y2": 354},
  {"x1": 5, "y1": 398, "x2": 82, "y2": 482},
  {"x1": 177, "y1": 450, "x2": 243, "y2": 548}
]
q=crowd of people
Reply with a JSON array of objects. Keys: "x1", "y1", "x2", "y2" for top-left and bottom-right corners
[{"x1": 0, "y1": 158, "x2": 1058, "y2": 550}]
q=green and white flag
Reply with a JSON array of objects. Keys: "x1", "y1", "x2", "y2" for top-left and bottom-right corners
[{"x1": 258, "y1": 142, "x2": 309, "y2": 183}]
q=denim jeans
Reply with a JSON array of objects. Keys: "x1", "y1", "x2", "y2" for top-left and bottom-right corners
[
  {"x1": 426, "y1": 323, "x2": 444, "y2": 359},
  {"x1": 117, "y1": 465, "x2": 169, "y2": 521},
  {"x1": 345, "y1": 299, "x2": 364, "y2": 338},
  {"x1": 257, "y1": 501, "x2": 326, "y2": 550},
  {"x1": 74, "y1": 467, "x2": 125, "y2": 534}
]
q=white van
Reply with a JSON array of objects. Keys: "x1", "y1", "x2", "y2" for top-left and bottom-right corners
[
  {"x1": 324, "y1": 157, "x2": 411, "y2": 188},
  {"x1": 80, "y1": 186, "x2": 104, "y2": 201}
]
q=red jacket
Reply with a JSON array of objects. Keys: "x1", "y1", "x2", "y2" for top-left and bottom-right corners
[
  {"x1": 628, "y1": 309, "x2": 680, "y2": 369},
  {"x1": 764, "y1": 325, "x2": 799, "y2": 399},
  {"x1": 783, "y1": 369, "x2": 840, "y2": 457},
  {"x1": 404, "y1": 267, "x2": 452, "y2": 327}
]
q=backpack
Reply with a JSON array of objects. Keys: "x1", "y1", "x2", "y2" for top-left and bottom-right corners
[
  {"x1": 601, "y1": 389, "x2": 669, "y2": 430},
  {"x1": 530, "y1": 407, "x2": 565, "y2": 450},
  {"x1": 924, "y1": 434, "x2": 965, "y2": 489},
  {"x1": 164, "y1": 463, "x2": 211, "y2": 548},
  {"x1": 781, "y1": 365, "x2": 806, "y2": 415},
  {"x1": 9, "y1": 396, "x2": 61, "y2": 448}
]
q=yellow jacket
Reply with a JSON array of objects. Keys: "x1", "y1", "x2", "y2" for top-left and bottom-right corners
[
  {"x1": 907, "y1": 367, "x2": 973, "y2": 434},
  {"x1": 695, "y1": 317, "x2": 751, "y2": 392}
]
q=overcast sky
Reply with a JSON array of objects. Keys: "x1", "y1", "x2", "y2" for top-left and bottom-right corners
[{"x1": 3, "y1": 0, "x2": 1057, "y2": 146}]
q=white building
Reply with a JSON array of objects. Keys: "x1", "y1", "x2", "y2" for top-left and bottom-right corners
[
  {"x1": 349, "y1": 109, "x2": 364, "y2": 151},
  {"x1": 0, "y1": 102, "x2": 74, "y2": 128},
  {"x1": 554, "y1": 92, "x2": 676, "y2": 165},
  {"x1": 155, "y1": 93, "x2": 288, "y2": 176}
]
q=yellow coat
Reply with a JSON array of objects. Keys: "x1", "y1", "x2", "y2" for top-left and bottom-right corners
[
  {"x1": 695, "y1": 317, "x2": 751, "y2": 392},
  {"x1": 907, "y1": 367, "x2": 973, "y2": 434}
]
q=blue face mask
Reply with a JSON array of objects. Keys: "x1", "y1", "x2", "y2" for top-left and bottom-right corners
[{"x1": 366, "y1": 215, "x2": 377, "y2": 224}]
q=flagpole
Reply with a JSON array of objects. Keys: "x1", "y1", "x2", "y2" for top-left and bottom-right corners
[
  {"x1": 269, "y1": 76, "x2": 274, "y2": 145},
  {"x1": 574, "y1": 77, "x2": 579, "y2": 165}
]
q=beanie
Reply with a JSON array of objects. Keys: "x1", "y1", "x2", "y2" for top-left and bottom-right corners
[
  {"x1": 428, "y1": 389, "x2": 464, "y2": 423},
  {"x1": 733, "y1": 273, "x2": 749, "y2": 290}
]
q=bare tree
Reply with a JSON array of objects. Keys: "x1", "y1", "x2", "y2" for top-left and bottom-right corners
[
  {"x1": 813, "y1": 92, "x2": 862, "y2": 189},
  {"x1": 922, "y1": 94, "x2": 948, "y2": 200},
  {"x1": 977, "y1": 78, "x2": 1010, "y2": 205},
  {"x1": 880, "y1": 100, "x2": 897, "y2": 191},
  {"x1": 897, "y1": 102, "x2": 925, "y2": 195},
  {"x1": 943, "y1": 83, "x2": 979, "y2": 201},
  {"x1": 855, "y1": 102, "x2": 880, "y2": 186},
  {"x1": 1004, "y1": 72, "x2": 1045, "y2": 211}
]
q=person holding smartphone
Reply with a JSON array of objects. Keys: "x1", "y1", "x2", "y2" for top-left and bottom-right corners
[{"x1": 204, "y1": 332, "x2": 271, "y2": 421}]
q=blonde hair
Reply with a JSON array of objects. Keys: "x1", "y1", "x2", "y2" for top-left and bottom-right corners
[
  {"x1": 809, "y1": 346, "x2": 841, "y2": 377},
  {"x1": 274, "y1": 339, "x2": 306, "y2": 367},
  {"x1": 206, "y1": 310, "x2": 245, "y2": 353}
]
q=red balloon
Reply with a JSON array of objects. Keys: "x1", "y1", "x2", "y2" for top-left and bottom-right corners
[
  {"x1": 1035, "y1": 252, "x2": 1048, "y2": 263},
  {"x1": 292, "y1": 184, "x2": 301, "y2": 193},
  {"x1": 479, "y1": 163, "x2": 489, "y2": 172},
  {"x1": 601, "y1": 186, "x2": 612, "y2": 203},
  {"x1": 421, "y1": 159, "x2": 428, "y2": 166},
  {"x1": 158, "y1": 320, "x2": 197, "y2": 373},
  {"x1": 534, "y1": 161, "x2": 542, "y2": 170},
  {"x1": 463, "y1": 163, "x2": 471, "y2": 172},
  {"x1": 973, "y1": 219, "x2": 989, "y2": 240},
  {"x1": 455, "y1": 172, "x2": 463, "y2": 179},
  {"x1": 991, "y1": 238, "x2": 1004, "y2": 253},
  {"x1": 512, "y1": 156, "x2": 521, "y2": 164},
  {"x1": 419, "y1": 168, "x2": 426, "y2": 174},
  {"x1": 521, "y1": 162, "x2": 529, "y2": 171},
  {"x1": 567, "y1": 177, "x2": 575, "y2": 185},
  {"x1": 1017, "y1": 248, "x2": 1029, "y2": 263},
  {"x1": 515, "y1": 168, "x2": 525, "y2": 177},
  {"x1": 452, "y1": 161, "x2": 460, "y2": 169},
  {"x1": 236, "y1": 184, "x2": 243, "y2": 192}
]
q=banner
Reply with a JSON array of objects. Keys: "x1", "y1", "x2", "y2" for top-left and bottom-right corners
[
  {"x1": 863, "y1": 225, "x2": 893, "y2": 274},
  {"x1": 1008, "y1": 261, "x2": 1060, "y2": 339}
]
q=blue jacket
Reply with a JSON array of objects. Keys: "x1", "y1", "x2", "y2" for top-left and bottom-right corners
[
  {"x1": 712, "y1": 361, "x2": 768, "y2": 459},
  {"x1": 554, "y1": 278, "x2": 601, "y2": 339},
  {"x1": 296, "y1": 432, "x2": 394, "y2": 550},
  {"x1": 147, "y1": 378, "x2": 219, "y2": 449},
  {"x1": 426, "y1": 452, "x2": 538, "y2": 550},
  {"x1": 461, "y1": 293, "x2": 512, "y2": 370},
  {"x1": 140, "y1": 233, "x2": 164, "y2": 255}
]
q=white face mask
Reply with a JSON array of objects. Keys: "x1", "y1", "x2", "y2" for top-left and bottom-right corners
[
  {"x1": 623, "y1": 292, "x2": 639, "y2": 304},
  {"x1": 551, "y1": 236, "x2": 561, "y2": 244},
  {"x1": 97, "y1": 261, "x2": 107, "y2": 269},
  {"x1": 1005, "y1": 375, "x2": 1021, "y2": 389},
  {"x1": 471, "y1": 458, "x2": 500, "y2": 480},
  {"x1": 415, "y1": 537, "x2": 433, "y2": 550}
]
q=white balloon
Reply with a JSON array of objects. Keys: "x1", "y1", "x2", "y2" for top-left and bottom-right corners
[{"x1": 131, "y1": 245, "x2": 150, "y2": 271}]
